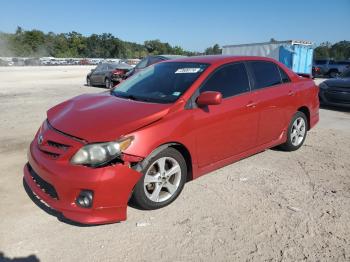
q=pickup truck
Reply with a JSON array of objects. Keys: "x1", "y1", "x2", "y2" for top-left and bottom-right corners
[{"x1": 313, "y1": 59, "x2": 350, "y2": 78}]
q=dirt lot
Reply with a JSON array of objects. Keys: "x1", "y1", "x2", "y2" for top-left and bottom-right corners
[{"x1": 0, "y1": 66, "x2": 349, "y2": 262}]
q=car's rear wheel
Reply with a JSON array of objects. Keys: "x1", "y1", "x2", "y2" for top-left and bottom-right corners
[
  {"x1": 329, "y1": 70, "x2": 339, "y2": 78},
  {"x1": 280, "y1": 111, "x2": 308, "y2": 151},
  {"x1": 105, "y1": 78, "x2": 112, "y2": 89},
  {"x1": 131, "y1": 148, "x2": 187, "y2": 210}
]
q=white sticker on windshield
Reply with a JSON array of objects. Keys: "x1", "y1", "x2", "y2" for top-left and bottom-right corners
[
  {"x1": 172, "y1": 91, "x2": 181, "y2": 96},
  {"x1": 175, "y1": 68, "x2": 201, "y2": 74}
]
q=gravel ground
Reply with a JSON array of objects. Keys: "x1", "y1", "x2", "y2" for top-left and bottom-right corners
[{"x1": 0, "y1": 66, "x2": 349, "y2": 262}]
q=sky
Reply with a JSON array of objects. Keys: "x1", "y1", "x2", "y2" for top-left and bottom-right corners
[{"x1": 0, "y1": 0, "x2": 349, "y2": 52}]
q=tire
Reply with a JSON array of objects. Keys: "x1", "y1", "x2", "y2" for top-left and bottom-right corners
[
  {"x1": 279, "y1": 111, "x2": 308, "y2": 151},
  {"x1": 329, "y1": 70, "x2": 339, "y2": 78},
  {"x1": 131, "y1": 148, "x2": 187, "y2": 210},
  {"x1": 86, "y1": 77, "x2": 91, "y2": 86},
  {"x1": 105, "y1": 78, "x2": 112, "y2": 89}
]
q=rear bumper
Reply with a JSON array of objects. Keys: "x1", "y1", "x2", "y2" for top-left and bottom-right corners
[{"x1": 23, "y1": 141, "x2": 142, "y2": 225}]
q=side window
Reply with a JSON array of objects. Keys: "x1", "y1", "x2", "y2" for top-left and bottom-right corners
[
  {"x1": 94, "y1": 64, "x2": 102, "y2": 72},
  {"x1": 249, "y1": 61, "x2": 282, "y2": 89},
  {"x1": 278, "y1": 67, "x2": 291, "y2": 83},
  {"x1": 101, "y1": 64, "x2": 108, "y2": 71},
  {"x1": 135, "y1": 57, "x2": 148, "y2": 69},
  {"x1": 200, "y1": 63, "x2": 250, "y2": 98},
  {"x1": 148, "y1": 57, "x2": 164, "y2": 66}
]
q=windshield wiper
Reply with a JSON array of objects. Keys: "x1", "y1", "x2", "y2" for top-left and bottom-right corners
[{"x1": 112, "y1": 92, "x2": 150, "y2": 102}]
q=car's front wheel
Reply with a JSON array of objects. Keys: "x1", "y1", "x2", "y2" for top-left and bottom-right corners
[
  {"x1": 280, "y1": 111, "x2": 308, "y2": 151},
  {"x1": 131, "y1": 148, "x2": 187, "y2": 210}
]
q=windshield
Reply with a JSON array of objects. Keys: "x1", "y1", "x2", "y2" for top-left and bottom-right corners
[{"x1": 112, "y1": 62, "x2": 209, "y2": 103}]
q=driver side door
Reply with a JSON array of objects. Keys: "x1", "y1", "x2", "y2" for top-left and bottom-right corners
[{"x1": 192, "y1": 62, "x2": 259, "y2": 168}]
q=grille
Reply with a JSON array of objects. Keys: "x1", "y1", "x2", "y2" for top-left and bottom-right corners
[
  {"x1": 27, "y1": 164, "x2": 59, "y2": 200},
  {"x1": 47, "y1": 140, "x2": 70, "y2": 151},
  {"x1": 39, "y1": 149, "x2": 60, "y2": 159}
]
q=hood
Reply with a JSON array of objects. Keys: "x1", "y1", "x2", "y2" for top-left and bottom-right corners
[
  {"x1": 324, "y1": 78, "x2": 350, "y2": 88},
  {"x1": 47, "y1": 92, "x2": 171, "y2": 142}
]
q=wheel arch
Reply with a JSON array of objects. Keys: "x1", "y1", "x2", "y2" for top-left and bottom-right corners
[
  {"x1": 297, "y1": 106, "x2": 310, "y2": 130},
  {"x1": 133, "y1": 142, "x2": 193, "y2": 182}
]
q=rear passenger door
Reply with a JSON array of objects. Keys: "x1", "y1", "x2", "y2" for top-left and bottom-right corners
[
  {"x1": 247, "y1": 61, "x2": 295, "y2": 145},
  {"x1": 193, "y1": 62, "x2": 259, "y2": 167}
]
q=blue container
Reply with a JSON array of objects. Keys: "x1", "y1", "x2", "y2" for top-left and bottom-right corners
[
  {"x1": 222, "y1": 40, "x2": 314, "y2": 74},
  {"x1": 279, "y1": 44, "x2": 314, "y2": 74}
]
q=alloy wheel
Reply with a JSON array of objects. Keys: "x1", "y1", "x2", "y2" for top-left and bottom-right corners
[
  {"x1": 105, "y1": 78, "x2": 111, "y2": 88},
  {"x1": 143, "y1": 157, "x2": 182, "y2": 202},
  {"x1": 290, "y1": 117, "x2": 306, "y2": 146}
]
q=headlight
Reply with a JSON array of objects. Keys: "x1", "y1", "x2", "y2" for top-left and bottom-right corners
[
  {"x1": 71, "y1": 137, "x2": 133, "y2": 167},
  {"x1": 319, "y1": 82, "x2": 328, "y2": 90}
]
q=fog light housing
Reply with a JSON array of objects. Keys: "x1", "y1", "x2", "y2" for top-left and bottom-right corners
[{"x1": 76, "y1": 190, "x2": 93, "y2": 208}]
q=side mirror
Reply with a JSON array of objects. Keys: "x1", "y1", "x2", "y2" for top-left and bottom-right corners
[{"x1": 196, "y1": 91, "x2": 222, "y2": 107}]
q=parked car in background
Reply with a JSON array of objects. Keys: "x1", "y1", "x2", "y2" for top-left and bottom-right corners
[
  {"x1": 125, "y1": 55, "x2": 186, "y2": 78},
  {"x1": 87, "y1": 62, "x2": 133, "y2": 88},
  {"x1": 319, "y1": 68, "x2": 350, "y2": 108},
  {"x1": 24, "y1": 56, "x2": 319, "y2": 224},
  {"x1": 312, "y1": 59, "x2": 350, "y2": 78},
  {"x1": 0, "y1": 58, "x2": 13, "y2": 66},
  {"x1": 24, "y1": 58, "x2": 42, "y2": 66}
]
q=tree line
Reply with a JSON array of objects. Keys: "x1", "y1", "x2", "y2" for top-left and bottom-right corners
[
  {"x1": 0, "y1": 27, "x2": 206, "y2": 58},
  {"x1": 313, "y1": 41, "x2": 350, "y2": 60},
  {"x1": 0, "y1": 27, "x2": 348, "y2": 60}
]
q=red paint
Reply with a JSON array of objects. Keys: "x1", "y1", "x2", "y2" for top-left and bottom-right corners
[
  {"x1": 24, "y1": 56, "x2": 319, "y2": 224},
  {"x1": 196, "y1": 91, "x2": 222, "y2": 106}
]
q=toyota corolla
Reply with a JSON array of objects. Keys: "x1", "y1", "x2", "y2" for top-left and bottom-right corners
[{"x1": 23, "y1": 56, "x2": 319, "y2": 224}]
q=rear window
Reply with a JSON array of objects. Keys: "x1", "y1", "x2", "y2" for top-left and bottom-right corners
[
  {"x1": 315, "y1": 60, "x2": 327, "y2": 65},
  {"x1": 249, "y1": 61, "x2": 282, "y2": 89}
]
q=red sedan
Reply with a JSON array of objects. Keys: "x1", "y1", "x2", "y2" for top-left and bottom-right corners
[{"x1": 23, "y1": 56, "x2": 319, "y2": 224}]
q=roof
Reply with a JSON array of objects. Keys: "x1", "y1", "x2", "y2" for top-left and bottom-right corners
[
  {"x1": 165, "y1": 55, "x2": 279, "y2": 65},
  {"x1": 223, "y1": 40, "x2": 313, "y2": 48},
  {"x1": 154, "y1": 55, "x2": 187, "y2": 60}
]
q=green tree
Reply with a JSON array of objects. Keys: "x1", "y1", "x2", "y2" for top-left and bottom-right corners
[{"x1": 205, "y1": 44, "x2": 222, "y2": 55}]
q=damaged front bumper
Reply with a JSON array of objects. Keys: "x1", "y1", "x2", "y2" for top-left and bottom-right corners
[{"x1": 23, "y1": 131, "x2": 142, "y2": 225}]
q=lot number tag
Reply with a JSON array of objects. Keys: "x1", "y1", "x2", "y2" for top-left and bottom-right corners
[{"x1": 175, "y1": 68, "x2": 201, "y2": 74}]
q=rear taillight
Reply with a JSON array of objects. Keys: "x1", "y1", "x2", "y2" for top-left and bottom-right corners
[{"x1": 112, "y1": 69, "x2": 124, "y2": 75}]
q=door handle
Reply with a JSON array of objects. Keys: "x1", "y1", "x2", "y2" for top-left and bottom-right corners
[
  {"x1": 246, "y1": 101, "x2": 257, "y2": 108},
  {"x1": 288, "y1": 90, "x2": 295, "y2": 96}
]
